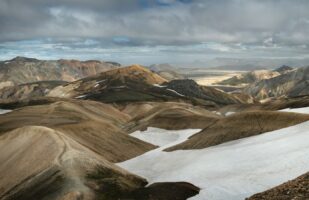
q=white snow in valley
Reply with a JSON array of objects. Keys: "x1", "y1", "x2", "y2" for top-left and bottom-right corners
[
  {"x1": 153, "y1": 84, "x2": 166, "y2": 88},
  {"x1": 130, "y1": 127, "x2": 201, "y2": 147},
  {"x1": 225, "y1": 111, "x2": 235, "y2": 116},
  {"x1": 75, "y1": 94, "x2": 88, "y2": 99},
  {"x1": 0, "y1": 109, "x2": 12, "y2": 114},
  {"x1": 119, "y1": 122, "x2": 309, "y2": 200},
  {"x1": 166, "y1": 88, "x2": 185, "y2": 96},
  {"x1": 280, "y1": 106, "x2": 309, "y2": 114}
]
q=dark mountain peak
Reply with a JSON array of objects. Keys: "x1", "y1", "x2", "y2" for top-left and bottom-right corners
[
  {"x1": 274, "y1": 65, "x2": 294, "y2": 73},
  {"x1": 10, "y1": 56, "x2": 39, "y2": 62}
]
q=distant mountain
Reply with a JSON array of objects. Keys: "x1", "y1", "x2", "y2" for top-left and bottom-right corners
[
  {"x1": 0, "y1": 56, "x2": 121, "y2": 87},
  {"x1": 273, "y1": 65, "x2": 294, "y2": 74},
  {"x1": 0, "y1": 80, "x2": 67, "y2": 101},
  {"x1": 244, "y1": 66, "x2": 309, "y2": 99},
  {"x1": 217, "y1": 69, "x2": 281, "y2": 86},
  {"x1": 47, "y1": 65, "x2": 253, "y2": 107},
  {"x1": 148, "y1": 63, "x2": 184, "y2": 80},
  {"x1": 205, "y1": 57, "x2": 309, "y2": 70}
]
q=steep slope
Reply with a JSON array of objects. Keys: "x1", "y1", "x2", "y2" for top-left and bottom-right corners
[
  {"x1": 217, "y1": 69, "x2": 280, "y2": 86},
  {"x1": 0, "y1": 100, "x2": 155, "y2": 162},
  {"x1": 0, "y1": 99, "x2": 203, "y2": 200},
  {"x1": 247, "y1": 172, "x2": 309, "y2": 200},
  {"x1": 166, "y1": 111, "x2": 309, "y2": 151},
  {"x1": 0, "y1": 56, "x2": 120, "y2": 87},
  {"x1": 0, "y1": 125, "x2": 148, "y2": 200},
  {"x1": 244, "y1": 66, "x2": 309, "y2": 99}
]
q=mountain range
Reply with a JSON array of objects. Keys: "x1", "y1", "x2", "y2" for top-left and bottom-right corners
[{"x1": 0, "y1": 57, "x2": 308, "y2": 200}]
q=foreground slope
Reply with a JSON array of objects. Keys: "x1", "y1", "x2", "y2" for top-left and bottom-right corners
[
  {"x1": 0, "y1": 125, "x2": 148, "y2": 200},
  {"x1": 0, "y1": 99, "x2": 206, "y2": 199},
  {"x1": 0, "y1": 100, "x2": 155, "y2": 162}
]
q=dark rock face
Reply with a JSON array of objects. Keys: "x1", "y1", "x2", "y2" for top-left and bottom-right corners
[
  {"x1": 164, "y1": 79, "x2": 203, "y2": 99},
  {"x1": 273, "y1": 65, "x2": 294, "y2": 74},
  {"x1": 163, "y1": 79, "x2": 249, "y2": 105}
]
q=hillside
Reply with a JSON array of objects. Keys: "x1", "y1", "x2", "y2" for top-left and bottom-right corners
[
  {"x1": 166, "y1": 111, "x2": 309, "y2": 151},
  {"x1": 47, "y1": 66, "x2": 252, "y2": 107},
  {"x1": 0, "y1": 80, "x2": 66, "y2": 101},
  {"x1": 244, "y1": 66, "x2": 309, "y2": 99},
  {"x1": 0, "y1": 56, "x2": 120, "y2": 88}
]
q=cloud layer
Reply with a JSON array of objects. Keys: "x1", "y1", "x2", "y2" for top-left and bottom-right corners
[{"x1": 1, "y1": 0, "x2": 309, "y2": 65}]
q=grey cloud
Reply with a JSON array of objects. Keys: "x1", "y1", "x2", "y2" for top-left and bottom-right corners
[
  {"x1": 0, "y1": 0, "x2": 309, "y2": 46},
  {"x1": 1, "y1": 0, "x2": 309, "y2": 64}
]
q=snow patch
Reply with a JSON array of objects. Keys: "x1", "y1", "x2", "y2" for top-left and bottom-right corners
[
  {"x1": 0, "y1": 109, "x2": 12, "y2": 114},
  {"x1": 130, "y1": 127, "x2": 201, "y2": 147},
  {"x1": 75, "y1": 94, "x2": 88, "y2": 99},
  {"x1": 111, "y1": 86, "x2": 127, "y2": 89},
  {"x1": 153, "y1": 84, "x2": 166, "y2": 88},
  {"x1": 96, "y1": 79, "x2": 106, "y2": 84},
  {"x1": 119, "y1": 122, "x2": 309, "y2": 200},
  {"x1": 225, "y1": 111, "x2": 235, "y2": 116},
  {"x1": 280, "y1": 107, "x2": 309, "y2": 114},
  {"x1": 166, "y1": 88, "x2": 185, "y2": 97}
]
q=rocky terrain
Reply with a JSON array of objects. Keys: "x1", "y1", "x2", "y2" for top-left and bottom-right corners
[
  {"x1": 244, "y1": 66, "x2": 309, "y2": 99},
  {"x1": 247, "y1": 172, "x2": 309, "y2": 200},
  {"x1": 0, "y1": 58, "x2": 308, "y2": 200}
]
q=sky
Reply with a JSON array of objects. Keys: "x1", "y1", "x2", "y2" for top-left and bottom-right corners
[{"x1": 1, "y1": 0, "x2": 309, "y2": 66}]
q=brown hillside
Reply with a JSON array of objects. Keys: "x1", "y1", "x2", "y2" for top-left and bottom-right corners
[{"x1": 166, "y1": 111, "x2": 309, "y2": 151}]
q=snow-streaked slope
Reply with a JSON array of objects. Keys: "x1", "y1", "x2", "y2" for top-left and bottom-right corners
[
  {"x1": 0, "y1": 109, "x2": 11, "y2": 115},
  {"x1": 280, "y1": 106, "x2": 309, "y2": 114},
  {"x1": 130, "y1": 127, "x2": 200, "y2": 147},
  {"x1": 119, "y1": 122, "x2": 309, "y2": 200}
]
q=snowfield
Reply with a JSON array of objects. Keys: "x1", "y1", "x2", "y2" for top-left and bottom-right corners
[
  {"x1": 130, "y1": 128, "x2": 201, "y2": 147},
  {"x1": 119, "y1": 121, "x2": 309, "y2": 200}
]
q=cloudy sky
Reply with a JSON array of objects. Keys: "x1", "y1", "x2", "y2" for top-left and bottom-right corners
[{"x1": 1, "y1": 0, "x2": 309, "y2": 65}]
